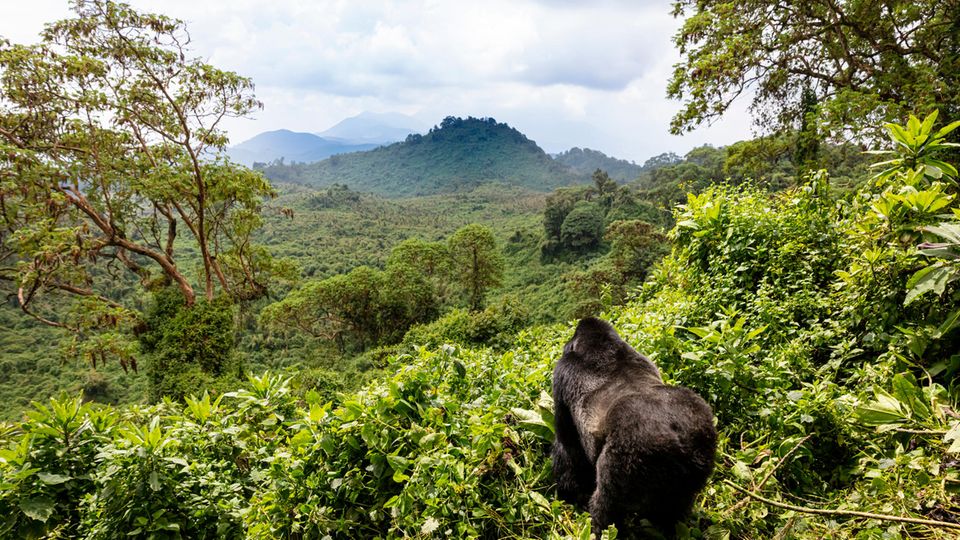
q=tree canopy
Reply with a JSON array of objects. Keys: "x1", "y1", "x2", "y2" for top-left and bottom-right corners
[
  {"x1": 668, "y1": 0, "x2": 960, "y2": 140},
  {"x1": 0, "y1": 0, "x2": 286, "y2": 366}
]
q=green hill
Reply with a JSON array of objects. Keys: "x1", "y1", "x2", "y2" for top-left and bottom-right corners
[
  {"x1": 552, "y1": 147, "x2": 644, "y2": 182},
  {"x1": 255, "y1": 117, "x2": 587, "y2": 196}
]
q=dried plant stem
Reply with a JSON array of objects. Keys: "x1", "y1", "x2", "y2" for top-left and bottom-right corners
[{"x1": 723, "y1": 480, "x2": 960, "y2": 531}]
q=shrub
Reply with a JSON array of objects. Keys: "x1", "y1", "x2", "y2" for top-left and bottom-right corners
[{"x1": 402, "y1": 297, "x2": 530, "y2": 350}]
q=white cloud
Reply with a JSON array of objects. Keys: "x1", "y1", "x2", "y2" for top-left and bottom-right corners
[{"x1": 1, "y1": 0, "x2": 754, "y2": 162}]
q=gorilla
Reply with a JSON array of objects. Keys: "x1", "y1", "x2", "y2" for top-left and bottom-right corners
[{"x1": 552, "y1": 317, "x2": 717, "y2": 534}]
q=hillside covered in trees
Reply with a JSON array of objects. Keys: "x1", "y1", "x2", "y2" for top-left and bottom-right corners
[
  {"x1": 255, "y1": 116, "x2": 588, "y2": 196},
  {"x1": 552, "y1": 147, "x2": 646, "y2": 183},
  {"x1": 4, "y1": 0, "x2": 960, "y2": 539}
]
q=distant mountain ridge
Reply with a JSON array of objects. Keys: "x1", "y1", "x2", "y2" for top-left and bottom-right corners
[
  {"x1": 227, "y1": 130, "x2": 378, "y2": 166},
  {"x1": 256, "y1": 116, "x2": 588, "y2": 197},
  {"x1": 227, "y1": 112, "x2": 424, "y2": 166}
]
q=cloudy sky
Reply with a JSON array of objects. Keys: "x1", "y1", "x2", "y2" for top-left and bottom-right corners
[{"x1": 2, "y1": 0, "x2": 754, "y2": 163}]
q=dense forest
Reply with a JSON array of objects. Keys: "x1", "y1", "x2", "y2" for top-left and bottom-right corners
[{"x1": 3, "y1": 0, "x2": 960, "y2": 539}]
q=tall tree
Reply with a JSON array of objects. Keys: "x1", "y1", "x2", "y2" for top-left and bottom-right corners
[
  {"x1": 448, "y1": 224, "x2": 504, "y2": 311},
  {"x1": 0, "y1": 0, "x2": 281, "y2": 366},
  {"x1": 668, "y1": 0, "x2": 960, "y2": 140},
  {"x1": 387, "y1": 237, "x2": 452, "y2": 303}
]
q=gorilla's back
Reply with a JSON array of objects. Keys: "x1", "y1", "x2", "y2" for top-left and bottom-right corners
[{"x1": 601, "y1": 384, "x2": 717, "y2": 514}]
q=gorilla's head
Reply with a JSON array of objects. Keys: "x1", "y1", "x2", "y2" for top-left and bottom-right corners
[{"x1": 563, "y1": 317, "x2": 627, "y2": 366}]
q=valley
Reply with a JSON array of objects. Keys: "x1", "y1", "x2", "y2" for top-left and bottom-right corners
[{"x1": 2, "y1": 1, "x2": 959, "y2": 536}]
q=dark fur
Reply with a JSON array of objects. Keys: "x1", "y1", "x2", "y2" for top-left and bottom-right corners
[{"x1": 552, "y1": 317, "x2": 717, "y2": 533}]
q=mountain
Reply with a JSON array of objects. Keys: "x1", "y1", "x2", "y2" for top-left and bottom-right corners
[
  {"x1": 319, "y1": 111, "x2": 426, "y2": 145},
  {"x1": 256, "y1": 117, "x2": 588, "y2": 197},
  {"x1": 227, "y1": 130, "x2": 378, "y2": 166},
  {"x1": 552, "y1": 147, "x2": 644, "y2": 183}
]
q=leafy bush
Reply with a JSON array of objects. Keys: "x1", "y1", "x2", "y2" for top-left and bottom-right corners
[
  {"x1": 402, "y1": 297, "x2": 530, "y2": 351},
  {"x1": 560, "y1": 201, "x2": 605, "y2": 250},
  {"x1": 142, "y1": 290, "x2": 242, "y2": 401}
]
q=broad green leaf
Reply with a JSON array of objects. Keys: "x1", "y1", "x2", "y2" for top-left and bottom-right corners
[
  {"x1": 945, "y1": 422, "x2": 960, "y2": 453},
  {"x1": 418, "y1": 432, "x2": 442, "y2": 448},
  {"x1": 856, "y1": 390, "x2": 908, "y2": 426},
  {"x1": 529, "y1": 490, "x2": 551, "y2": 510},
  {"x1": 925, "y1": 223, "x2": 960, "y2": 244},
  {"x1": 386, "y1": 454, "x2": 409, "y2": 473},
  {"x1": 578, "y1": 521, "x2": 592, "y2": 540},
  {"x1": 891, "y1": 373, "x2": 930, "y2": 420},
  {"x1": 887, "y1": 123, "x2": 914, "y2": 148},
  {"x1": 510, "y1": 407, "x2": 554, "y2": 441},
  {"x1": 308, "y1": 403, "x2": 328, "y2": 423},
  {"x1": 19, "y1": 497, "x2": 55, "y2": 522},
  {"x1": 923, "y1": 164, "x2": 944, "y2": 179},
  {"x1": 731, "y1": 460, "x2": 752, "y2": 481},
  {"x1": 289, "y1": 429, "x2": 313, "y2": 447},
  {"x1": 745, "y1": 325, "x2": 767, "y2": 340},
  {"x1": 920, "y1": 110, "x2": 939, "y2": 135},
  {"x1": 907, "y1": 114, "x2": 922, "y2": 135},
  {"x1": 904, "y1": 264, "x2": 952, "y2": 305},
  {"x1": 926, "y1": 159, "x2": 958, "y2": 178},
  {"x1": 933, "y1": 119, "x2": 960, "y2": 140},
  {"x1": 936, "y1": 309, "x2": 960, "y2": 338},
  {"x1": 37, "y1": 472, "x2": 70, "y2": 485},
  {"x1": 536, "y1": 391, "x2": 555, "y2": 430},
  {"x1": 686, "y1": 326, "x2": 711, "y2": 338}
]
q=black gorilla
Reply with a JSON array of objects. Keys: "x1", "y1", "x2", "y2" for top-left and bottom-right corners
[{"x1": 552, "y1": 317, "x2": 717, "y2": 533}]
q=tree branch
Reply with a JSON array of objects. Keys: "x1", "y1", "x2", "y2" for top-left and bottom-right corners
[{"x1": 723, "y1": 480, "x2": 960, "y2": 531}]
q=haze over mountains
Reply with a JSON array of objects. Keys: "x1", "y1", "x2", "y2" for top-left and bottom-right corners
[
  {"x1": 227, "y1": 130, "x2": 380, "y2": 166},
  {"x1": 319, "y1": 111, "x2": 429, "y2": 144},
  {"x1": 227, "y1": 112, "x2": 424, "y2": 166}
]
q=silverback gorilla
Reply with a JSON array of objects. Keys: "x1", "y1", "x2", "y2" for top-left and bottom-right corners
[{"x1": 552, "y1": 317, "x2": 717, "y2": 533}]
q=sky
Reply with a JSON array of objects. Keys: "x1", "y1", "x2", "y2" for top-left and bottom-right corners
[{"x1": 1, "y1": 0, "x2": 755, "y2": 163}]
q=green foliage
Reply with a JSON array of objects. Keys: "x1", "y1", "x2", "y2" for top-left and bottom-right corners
[
  {"x1": 543, "y1": 187, "x2": 590, "y2": 247},
  {"x1": 0, "y1": 360, "x2": 599, "y2": 540},
  {"x1": 262, "y1": 222, "x2": 505, "y2": 352},
  {"x1": 668, "y1": 0, "x2": 960, "y2": 140},
  {"x1": 0, "y1": 306, "x2": 149, "y2": 421},
  {"x1": 0, "y1": 394, "x2": 114, "y2": 538},
  {"x1": 869, "y1": 110, "x2": 960, "y2": 183},
  {"x1": 255, "y1": 116, "x2": 586, "y2": 196},
  {"x1": 565, "y1": 220, "x2": 670, "y2": 318},
  {"x1": 259, "y1": 265, "x2": 404, "y2": 352},
  {"x1": 543, "y1": 170, "x2": 664, "y2": 257},
  {"x1": 307, "y1": 183, "x2": 362, "y2": 209},
  {"x1": 402, "y1": 296, "x2": 530, "y2": 350},
  {"x1": 634, "y1": 140, "x2": 872, "y2": 218},
  {"x1": 143, "y1": 290, "x2": 241, "y2": 401}
]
